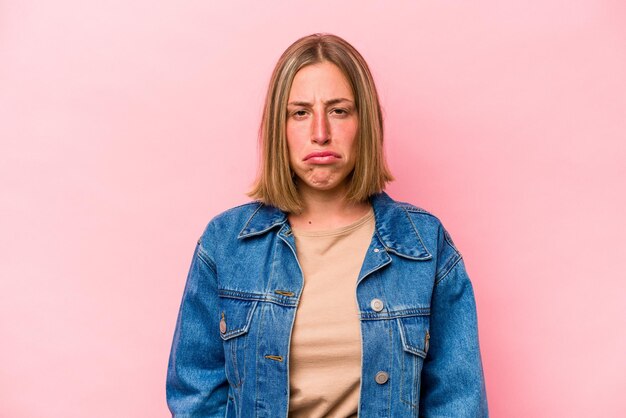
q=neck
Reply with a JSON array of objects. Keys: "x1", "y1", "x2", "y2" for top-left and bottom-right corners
[{"x1": 288, "y1": 181, "x2": 371, "y2": 230}]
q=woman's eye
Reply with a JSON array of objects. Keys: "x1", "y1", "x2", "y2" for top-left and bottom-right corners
[
  {"x1": 292, "y1": 110, "x2": 308, "y2": 118},
  {"x1": 331, "y1": 108, "x2": 349, "y2": 116}
]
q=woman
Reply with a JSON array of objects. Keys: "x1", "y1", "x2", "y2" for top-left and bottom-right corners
[{"x1": 166, "y1": 33, "x2": 488, "y2": 417}]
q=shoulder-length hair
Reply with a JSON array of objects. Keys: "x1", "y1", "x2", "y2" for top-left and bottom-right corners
[{"x1": 248, "y1": 33, "x2": 393, "y2": 213}]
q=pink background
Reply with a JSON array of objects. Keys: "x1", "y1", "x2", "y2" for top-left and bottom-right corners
[{"x1": 2, "y1": 1, "x2": 625, "y2": 417}]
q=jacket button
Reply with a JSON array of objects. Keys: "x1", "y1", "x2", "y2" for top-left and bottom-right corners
[
  {"x1": 375, "y1": 371, "x2": 389, "y2": 384},
  {"x1": 219, "y1": 318, "x2": 227, "y2": 334},
  {"x1": 370, "y1": 298, "x2": 384, "y2": 312}
]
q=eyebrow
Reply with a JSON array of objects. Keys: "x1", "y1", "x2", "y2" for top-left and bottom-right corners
[{"x1": 287, "y1": 98, "x2": 354, "y2": 107}]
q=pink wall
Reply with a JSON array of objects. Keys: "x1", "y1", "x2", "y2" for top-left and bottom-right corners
[{"x1": 2, "y1": 1, "x2": 625, "y2": 417}]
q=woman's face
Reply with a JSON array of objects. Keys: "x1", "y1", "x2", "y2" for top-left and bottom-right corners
[{"x1": 286, "y1": 61, "x2": 358, "y2": 195}]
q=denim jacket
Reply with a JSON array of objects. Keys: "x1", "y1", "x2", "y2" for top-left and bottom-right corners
[{"x1": 166, "y1": 191, "x2": 488, "y2": 417}]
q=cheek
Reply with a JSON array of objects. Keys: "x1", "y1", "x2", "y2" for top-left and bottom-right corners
[
  {"x1": 285, "y1": 123, "x2": 296, "y2": 150},
  {"x1": 286, "y1": 121, "x2": 300, "y2": 146},
  {"x1": 285, "y1": 129, "x2": 301, "y2": 165},
  {"x1": 334, "y1": 116, "x2": 358, "y2": 136},
  {"x1": 286, "y1": 124, "x2": 309, "y2": 152},
  {"x1": 340, "y1": 121, "x2": 359, "y2": 150}
]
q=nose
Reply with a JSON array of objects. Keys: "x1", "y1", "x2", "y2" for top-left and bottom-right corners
[{"x1": 311, "y1": 111, "x2": 330, "y2": 145}]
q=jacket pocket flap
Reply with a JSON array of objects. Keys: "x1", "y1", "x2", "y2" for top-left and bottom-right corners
[
  {"x1": 218, "y1": 297, "x2": 258, "y2": 341},
  {"x1": 398, "y1": 314, "x2": 430, "y2": 358}
]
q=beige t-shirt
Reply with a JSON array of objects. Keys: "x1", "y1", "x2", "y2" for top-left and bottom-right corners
[{"x1": 288, "y1": 208, "x2": 375, "y2": 417}]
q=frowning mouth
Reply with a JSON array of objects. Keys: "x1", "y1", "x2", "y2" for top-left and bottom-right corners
[{"x1": 303, "y1": 151, "x2": 341, "y2": 161}]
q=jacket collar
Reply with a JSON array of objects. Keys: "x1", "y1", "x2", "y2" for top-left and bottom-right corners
[{"x1": 238, "y1": 191, "x2": 432, "y2": 260}]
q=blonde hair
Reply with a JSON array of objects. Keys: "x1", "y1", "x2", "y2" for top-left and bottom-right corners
[{"x1": 248, "y1": 33, "x2": 393, "y2": 213}]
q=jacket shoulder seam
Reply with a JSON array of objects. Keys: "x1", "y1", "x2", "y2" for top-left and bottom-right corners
[
  {"x1": 435, "y1": 254, "x2": 463, "y2": 286},
  {"x1": 402, "y1": 203, "x2": 449, "y2": 226},
  {"x1": 196, "y1": 239, "x2": 217, "y2": 275},
  {"x1": 402, "y1": 204, "x2": 435, "y2": 216},
  {"x1": 405, "y1": 208, "x2": 443, "y2": 224}
]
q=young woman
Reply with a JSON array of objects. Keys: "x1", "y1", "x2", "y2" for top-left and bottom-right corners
[{"x1": 166, "y1": 33, "x2": 488, "y2": 417}]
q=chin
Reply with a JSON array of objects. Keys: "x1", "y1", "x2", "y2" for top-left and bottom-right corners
[
  {"x1": 295, "y1": 169, "x2": 351, "y2": 192},
  {"x1": 307, "y1": 178, "x2": 349, "y2": 192}
]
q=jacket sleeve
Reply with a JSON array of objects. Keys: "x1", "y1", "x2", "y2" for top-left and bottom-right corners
[
  {"x1": 166, "y1": 232, "x2": 228, "y2": 417},
  {"x1": 419, "y1": 227, "x2": 489, "y2": 417}
]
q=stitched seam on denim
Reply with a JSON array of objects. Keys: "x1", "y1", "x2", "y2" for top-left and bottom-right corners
[
  {"x1": 399, "y1": 317, "x2": 417, "y2": 409},
  {"x1": 356, "y1": 282, "x2": 365, "y2": 418},
  {"x1": 372, "y1": 228, "x2": 391, "y2": 257},
  {"x1": 358, "y1": 232, "x2": 392, "y2": 285},
  {"x1": 413, "y1": 351, "x2": 420, "y2": 413},
  {"x1": 225, "y1": 394, "x2": 236, "y2": 417},
  {"x1": 221, "y1": 328, "x2": 247, "y2": 339},
  {"x1": 435, "y1": 255, "x2": 463, "y2": 286},
  {"x1": 402, "y1": 206, "x2": 432, "y2": 258},
  {"x1": 395, "y1": 200, "x2": 430, "y2": 213},
  {"x1": 238, "y1": 204, "x2": 289, "y2": 238},
  {"x1": 231, "y1": 337, "x2": 241, "y2": 387},
  {"x1": 237, "y1": 203, "x2": 265, "y2": 237},
  {"x1": 443, "y1": 227, "x2": 460, "y2": 254},
  {"x1": 413, "y1": 359, "x2": 416, "y2": 418},
  {"x1": 400, "y1": 326, "x2": 408, "y2": 407},
  {"x1": 357, "y1": 261, "x2": 392, "y2": 285},
  {"x1": 240, "y1": 224, "x2": 286, "y2": 238},
  {"x1": 397, "y1": 318, "x2": 428, "y2": 358},
  {"x1": 400, "y1": 354, "x2": 419, "y2": 409},
  {"x1": 196, "y1": 244, "x2": 217, "y2": 275},
  {"x1": 240, "y1": 325, "x2": 248, "y2": 390},
  {"x1": 360, "y1": 308, "x2": 430, "y2": 320},
  {"x1": 218, "y1": 289, "x2": 266, "y2": 299},
  {"x1": 373, "y1": 214, "x2": 431, "y2": 261},
  {"x1": 254, "y1": 300, "x2": 265, "y2": 417},
  {"x1": 435, "y1": 253, "x2": 459, "y2": 283},
  {"x1": 404, "y1": 205, "x2": 438, "y2": 217},
  {"x1": 402, "y1": 345, "x2": 428, "y2": 358},
  {"x1": 396, "y1": 318, "x2": 426, "y2": 410},
  {"x1": 384, "y1": 247, "x2": 431, "y2": 261},
  {"x1": 266, "y1": 228, "x2": 281, "y2": 296},
  {"x1": 218, "y1": 289, "x2": 299, "y2": 307},
  {"x1": 219, "y1": 301, "x2": 257, "y2": 340},
  {"x1": 397, "y1": 202, "x2": 420, "y2": 210},
  {"x1": 414, "y1": 360, "x2": 425, "y2": 418},
  {"x1": 386, "y1": 319, "x2": 393, "y2": 416}
]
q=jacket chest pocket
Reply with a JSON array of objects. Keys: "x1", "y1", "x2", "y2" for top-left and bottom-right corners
[
  {"x1": 397, "y1": 314, "x2": 430, "y2": 411},
  {"x1": 219, "y1": 297, "x2": 258, "y2": 389}
]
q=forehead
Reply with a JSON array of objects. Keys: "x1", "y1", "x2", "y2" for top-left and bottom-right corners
[{"x1": 288, "y1": 62, "x2": 353, "y2": 100}]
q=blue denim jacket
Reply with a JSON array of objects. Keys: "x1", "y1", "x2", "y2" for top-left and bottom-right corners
[{"x1": 167, "y1": 191, "x2": 488, "y2": 417}]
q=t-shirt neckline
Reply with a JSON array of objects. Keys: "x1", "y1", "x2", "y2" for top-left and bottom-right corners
[{"x1": 291, "y1": 207, "x2": 374, "y2": 238}]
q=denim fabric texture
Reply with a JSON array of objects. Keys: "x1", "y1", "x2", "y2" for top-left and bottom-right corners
[{"x1": 166, "y1": 191, "x2": 488, "y2": 417}]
